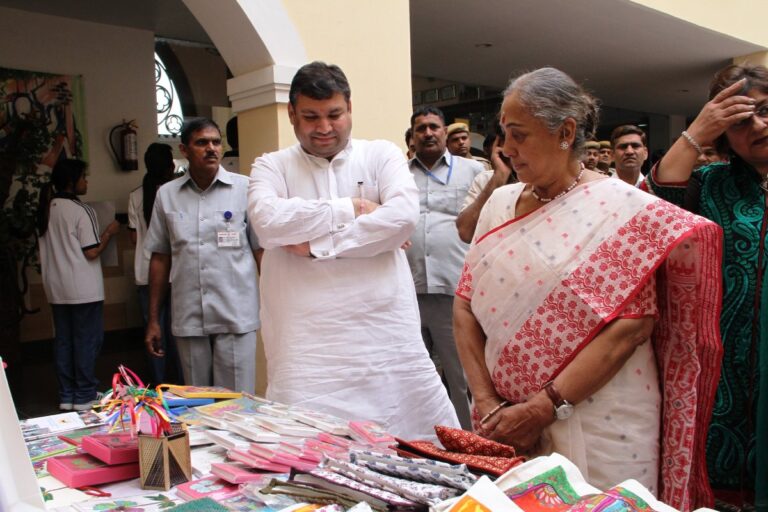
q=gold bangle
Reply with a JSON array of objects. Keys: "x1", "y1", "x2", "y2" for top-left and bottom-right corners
[{"x1": 480, "y1": 400, "x2": 509, "y2": 425}]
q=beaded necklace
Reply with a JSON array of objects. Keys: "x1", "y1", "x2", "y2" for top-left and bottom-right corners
[{"x1": 530, "y1": 168, "x2": 585, "y2": 203}]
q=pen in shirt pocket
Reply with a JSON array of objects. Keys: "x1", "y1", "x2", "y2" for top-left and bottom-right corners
[{"x1": 358, "y1": 181, "x2": 365, "y2": 215}]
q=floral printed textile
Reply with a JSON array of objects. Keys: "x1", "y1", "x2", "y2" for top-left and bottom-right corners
[
  {"x1": 307, "y1": 467, "x2": 417, "y2": 507},
  {"x1": 92, "y1": 502, "x2": 142, "y2": 512},
  {"x1": 395, "y1": 438, "x2": 524, "y2": 476},
  {"x1": 435, "y1": 426, "x2": 516, "y2": 458},
  {"x1": 322, "y1": 456, "x2": 459, "y2": 505},
  {"x1": 506, "y1": 466, "x2": 660, "y2": 512},
  {"x1": 73, "y1": 493, "x2": 180, "y2": 511},
  {"x1": 348, "y1": 449, "x2": 477, "y2": 490}
]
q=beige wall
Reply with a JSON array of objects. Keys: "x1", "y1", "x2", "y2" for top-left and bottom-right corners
[
  {"x1": 631, "y1": 1, "x2": 768, "y2": 48},
  {"x1": 238, "y1": 103, "x2": 294, "y2": 172},
  {"x1": 282, "y1": 0, "x2": 412, "y2": 150},
  {"x1": 734, "y1": 51, "x2": 768, "y2": 67},
  {"x1": 0, "y1": 7, "x2": 157, "y2": 213}
]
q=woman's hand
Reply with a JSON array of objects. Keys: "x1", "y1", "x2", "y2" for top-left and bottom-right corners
[
  {"x1": 478, "y1": 392, "x2": 553, "y2": 452},
  {"x1": 489, "y1": 139, "x2": 513, "y2": 186},
  {"x1": 686, "y1": 78, "x2": 755, "y2": 145}
]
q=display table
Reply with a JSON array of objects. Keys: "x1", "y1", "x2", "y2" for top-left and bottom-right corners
[{"x1": 3, "y1": 366, "x2": 714, "y2": 512}]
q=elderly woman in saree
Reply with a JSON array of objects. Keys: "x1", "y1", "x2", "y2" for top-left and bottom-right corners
[
  {"x1": 453, "y1": 67, "x2": 723, "y2": 511},
  {"x1": 645, "y1": 64, "x2": 768, "y2": 511}
]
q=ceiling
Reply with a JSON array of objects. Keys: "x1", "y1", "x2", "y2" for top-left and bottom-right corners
[
  {"x1": 410, "y1": 0, "x2": 765, "y2": 117},
  {"x1": 0, "y1": 0, "x2": 212, "y2": 44},
  {"x1": 0, "y1": 0, "x2": 764, "y2": 118}
]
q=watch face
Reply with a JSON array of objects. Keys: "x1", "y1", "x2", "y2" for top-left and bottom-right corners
[{"x1": 555, "y1": 402, "x2": 574, "y2": 420}]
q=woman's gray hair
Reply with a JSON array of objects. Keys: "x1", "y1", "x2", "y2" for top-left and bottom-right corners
[{"x1": 503, "y1": 67, "x2": 599, "y2": 155}]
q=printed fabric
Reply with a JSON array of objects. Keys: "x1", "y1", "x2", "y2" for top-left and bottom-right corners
[
  {"x1": 435, "y1": 425, "x2": 517, "y2": 458},
  {"x1": 305, "y1": 467, "x2": 418, "y2": 507},
  {"x1": 321, "y1": 456, "x2": 459, "y2": 505},
  {"x1": 394, "y1": 438, "x2": 525, "y2": 477},
  {"x1": 348, "y1": 450, "x2": 477, "y2": 490}
]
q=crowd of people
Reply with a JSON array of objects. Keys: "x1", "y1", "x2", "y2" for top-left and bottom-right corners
[{"x1": 35, "y1": 61, "x2": 768, "y2": 512}]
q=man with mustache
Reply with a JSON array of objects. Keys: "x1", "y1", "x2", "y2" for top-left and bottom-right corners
[
  {"x1": 144, "y1": 118, "x2": 260, "y2": 392},
  {"x1": 582, "y1": 140, "x2": 601, "y2": 171},
  {"x1": 248, "y1": 62, "x2": 459, "y2": 439},
  {"x1": 611, "y1": 125, "x2": 649, "y2": 186},
  {"x1": 446, "y1": 122, "x2": 491, "y2": 169},
  {"x1": 598, "y1": 140, "x2": 615, "y2": 175},
  {"x1": 406, "y1": 106, "x2": 483, "y2": 429}
]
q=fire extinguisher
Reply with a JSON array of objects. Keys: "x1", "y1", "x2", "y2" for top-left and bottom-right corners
[{"x1": 109, "y1": 120, "x2": 139, "y2": 171}]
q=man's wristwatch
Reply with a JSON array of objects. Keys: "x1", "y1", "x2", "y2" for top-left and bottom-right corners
[{"x1": 543, "y1": 381, "x2": 574, "y2": 420}]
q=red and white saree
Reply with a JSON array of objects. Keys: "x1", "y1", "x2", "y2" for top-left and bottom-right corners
[{"x1": 456, "y1": 178, "x2": 722, "y2": 511}]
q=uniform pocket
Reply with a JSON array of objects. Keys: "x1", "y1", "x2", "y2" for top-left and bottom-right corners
[
  {"x1": 429, "y1": 186, "x2": 466, "y2": 214},
  {"x1": 165, "y1": 212, "x2": 194, "y2": 243}
]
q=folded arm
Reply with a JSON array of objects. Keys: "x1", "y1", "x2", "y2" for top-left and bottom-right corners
[{"x1": 248, "y1": 145, "x2": 418, "y2": 259}]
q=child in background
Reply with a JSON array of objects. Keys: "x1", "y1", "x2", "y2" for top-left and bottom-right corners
[{"x1": 37, "y1": 159, "x2": 119, "y2": 411}]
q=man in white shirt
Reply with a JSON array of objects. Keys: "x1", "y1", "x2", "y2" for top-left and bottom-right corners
[
  {"x1": 611, "y1": 125, "x2": 649, "y2": 187},
  {"x1": 248, "y1": 61, "x2": 459, "y2": 439}
]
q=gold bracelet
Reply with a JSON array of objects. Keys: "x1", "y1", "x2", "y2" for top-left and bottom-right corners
[{"x1": 480, "y1": 400, "x2": 510, "y2": 425}]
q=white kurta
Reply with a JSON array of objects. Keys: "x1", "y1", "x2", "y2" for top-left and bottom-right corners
[{"x1": 248, "y1": 139, "x2": 459, "y2": 439}]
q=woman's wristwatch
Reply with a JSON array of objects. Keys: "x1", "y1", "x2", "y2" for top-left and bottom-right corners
[{"x1": 543, "y1": 381, "x2": 574, "y2": 420}]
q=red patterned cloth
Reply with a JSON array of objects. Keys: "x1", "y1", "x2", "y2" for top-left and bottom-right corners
[
  {"x1": 393, "y1": 441, "x2": 522, "y2": 476},
  {"x1": 395, "y1": 427, "x2": 525, "y2": 476},
  {"x1": 435, "y1": 425, "x2": 517, "y2": 458},
  {"x1": 456, "y1": 179, "x2": 723, "y2": 511}
]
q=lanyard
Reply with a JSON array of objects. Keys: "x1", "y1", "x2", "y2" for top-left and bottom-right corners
[{"x1": 423, "y1": 154, "x2": 453, "y2": 186}]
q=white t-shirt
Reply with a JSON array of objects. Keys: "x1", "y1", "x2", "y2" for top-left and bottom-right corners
[
  {"x1": 127, "y1": 186, "x2": 150, "y2": 285},
  {"x1": 39, "y1": 195, "x2": 104, "y2": 304}
]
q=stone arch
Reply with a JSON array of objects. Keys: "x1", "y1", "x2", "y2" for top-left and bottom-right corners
[{"x1": 183, "y1": 0, "x2": 307, "y2": 110}]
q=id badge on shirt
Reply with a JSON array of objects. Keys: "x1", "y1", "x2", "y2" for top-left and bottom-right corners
[{"x1": 217, "y1": 231, "x2": 241, "y2": 248}]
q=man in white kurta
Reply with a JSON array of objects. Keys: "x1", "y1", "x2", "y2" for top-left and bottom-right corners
[{"x1": 247, "y1": 61, "x2": 458, "y2": 439}]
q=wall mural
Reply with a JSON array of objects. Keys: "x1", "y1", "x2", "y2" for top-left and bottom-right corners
[{"x1": 0, "y1": 67, "x2": 87, "y2": 179}]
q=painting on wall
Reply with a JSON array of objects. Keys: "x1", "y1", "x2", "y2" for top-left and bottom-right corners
[{"x1": 0, "y1": 67, "x2": 88, "y2": 177}]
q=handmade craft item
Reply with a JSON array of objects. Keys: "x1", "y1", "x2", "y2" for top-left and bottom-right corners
[{"x1": 97, "y1": 365, "x2": 192, "y2": 490}]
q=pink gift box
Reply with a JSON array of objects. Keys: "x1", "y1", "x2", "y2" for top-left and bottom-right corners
[
  {"x1": 81, "y1": 432, "x2": 139, "y2": 465},
  {"x1": 47, "y1": 453, "x2": 140, "y2": 487}
]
